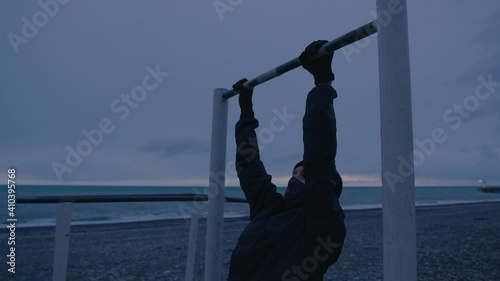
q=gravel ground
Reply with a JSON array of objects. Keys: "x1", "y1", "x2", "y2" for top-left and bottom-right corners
[{"x1": 1, "y1": 203, "x2": 499, "y2": 281}]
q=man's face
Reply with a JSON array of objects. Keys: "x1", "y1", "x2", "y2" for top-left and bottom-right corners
[{"x1": 292, "y1": 165, "x2": 305, "y2": 184}]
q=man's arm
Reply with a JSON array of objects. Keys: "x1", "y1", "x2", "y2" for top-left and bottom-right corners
[
  {"x1": 303, "y1": 85, "x2": 343, "y2": 219},
  {"x1": 233, "y1": 79, "x2": 282, "y2": 220},
  {"x1": 299, "y1": 41, "x2": 344, "y2": 220}
]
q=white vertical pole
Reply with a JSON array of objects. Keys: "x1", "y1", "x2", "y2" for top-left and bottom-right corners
[
  {"x1": 376, "y1": 0, "x2": 417, "y2": 280},
  {"x1": 204, "y1": 89, "x2": 229, "y2": 281},
  {"x1": 53, "y1": 202, "x2": 73, "y2": 281},
  {"x1": 185, "y1": 211, "x2": 200, "y2": 281}
]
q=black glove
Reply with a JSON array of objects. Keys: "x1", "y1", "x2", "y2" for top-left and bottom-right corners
[
  {"x1": 232, "y1": 78, "x2": 254, "y2": 114},
  {"x1": 299, "y1": 40, "x2": 335, "y2": 85}
]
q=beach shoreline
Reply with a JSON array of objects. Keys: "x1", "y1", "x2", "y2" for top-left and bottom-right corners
[
  {"x1": 1, "y1": 202, "x2": 499, "y2": 280},
  {"x1": 6, "y1": 199, "x2": 500, "y2": 229}
]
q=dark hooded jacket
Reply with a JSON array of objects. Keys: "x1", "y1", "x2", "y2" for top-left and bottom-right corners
[{"x1": 228, "y1": 85, "x2": 346, "y2": 281}]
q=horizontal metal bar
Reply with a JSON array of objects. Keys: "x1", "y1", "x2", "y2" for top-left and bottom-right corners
[
  {"x1": 17, "y1": 193, "x2": 248, "y2": 204},
  {"x1": 223, "y1": 21, "x2": 378, "y2": 99}
]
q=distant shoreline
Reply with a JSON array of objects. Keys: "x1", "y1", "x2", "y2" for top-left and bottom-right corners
[
  {"x1": 0, "y1": 184, "x2": 492, "y2": 188},
  {"x1": 6, "y1": 199, "x2": 500, "y2": 229}
]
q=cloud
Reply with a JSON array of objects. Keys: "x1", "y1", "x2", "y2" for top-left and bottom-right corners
[
  {"x1": 477, "y1": 144, "x2": 500, "y2": 164},
  {"x1": 456, "y1": 9, "x2": 500, "y2": 87},
  {"x1": 1, "y1": 1, "x2": 500, "y2": 186},
  {"x1": 470, "y1": 8, "x2": 500, "y2": 47},
  {"x1": 138, "y1": 139, "x2": 210, "y2": 159}
]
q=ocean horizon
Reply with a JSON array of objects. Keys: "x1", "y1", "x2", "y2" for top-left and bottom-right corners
[{"x1": 2, "y1": 185, "x2": 500, "y2": 227}]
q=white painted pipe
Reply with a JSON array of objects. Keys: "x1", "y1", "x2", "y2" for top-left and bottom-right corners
[
  {"x1": 185, "y1": 211, "x2": 200, "y2": 281},
  {"x1": 53, "y1": 202, "x2": 73, "y2": 281},
  {"x1": 376, "y1": 0, "x2": 417, "y2": 280},
  {"x1": 204, "y1": 89, "x2": 229, "y2": 281}
]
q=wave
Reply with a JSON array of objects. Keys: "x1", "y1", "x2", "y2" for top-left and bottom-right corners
[
  {"x1": 343, "y1": 198, "x2": 500, "y2": 211},
  {"x1": 415, "y1": 198, "x2": 500, "y2": 207}
]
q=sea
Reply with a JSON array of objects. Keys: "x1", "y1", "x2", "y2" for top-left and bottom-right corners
[{"x1": 2, "y1": 185, "x2": 500, "y2": 228}]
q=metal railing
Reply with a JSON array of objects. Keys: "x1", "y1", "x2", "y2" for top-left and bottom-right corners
[{"x1": 17, "y1": 194, "x2": 248, "y2": 281}]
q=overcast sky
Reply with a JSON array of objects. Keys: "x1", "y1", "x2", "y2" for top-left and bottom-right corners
[{"x1": 1, "y1": 0, "x2": 499, "y2": 187}]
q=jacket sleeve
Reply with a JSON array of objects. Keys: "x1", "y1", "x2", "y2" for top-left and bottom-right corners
[
  {"x1": 235, "y1": 111, "x2": 283, "y2": 220},
  {"x1": 302, "y1": 84, "x2": 344, "y2": 220}
]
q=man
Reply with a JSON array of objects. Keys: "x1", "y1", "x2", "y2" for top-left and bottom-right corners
[{"x1": 228, "y1": 41, "x2": 346, "y2": 281}]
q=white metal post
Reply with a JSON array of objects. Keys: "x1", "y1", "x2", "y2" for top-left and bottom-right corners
[
  {"x1": 53, "y1": 202, "x2": 73, "y2": 281},
  {"x1": 185, "y1": 211, "x2": 200, "y2": 281},
  {"x1": 204, "y1": 89, "x2": 229, "y2": 281},
  {"x1": 376, "y1": 0, "x2": 417, "y2": 280}
]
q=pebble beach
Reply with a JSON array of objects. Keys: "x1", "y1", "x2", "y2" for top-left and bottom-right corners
[{"x1": 1, "y1": 202, "x2": 499, "y2": 281}]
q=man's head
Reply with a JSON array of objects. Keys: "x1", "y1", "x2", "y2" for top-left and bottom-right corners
[
  {"x1": 284, "y1": 160, "x2": 306, "y2": 200},
  {"x1": 285, "y1": 161, "x2": 344, "y2": 200}
]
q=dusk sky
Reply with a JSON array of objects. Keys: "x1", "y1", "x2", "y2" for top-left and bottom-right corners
[{"x1": 1, "y1": 0, "x2": 499, "y2": 187}]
